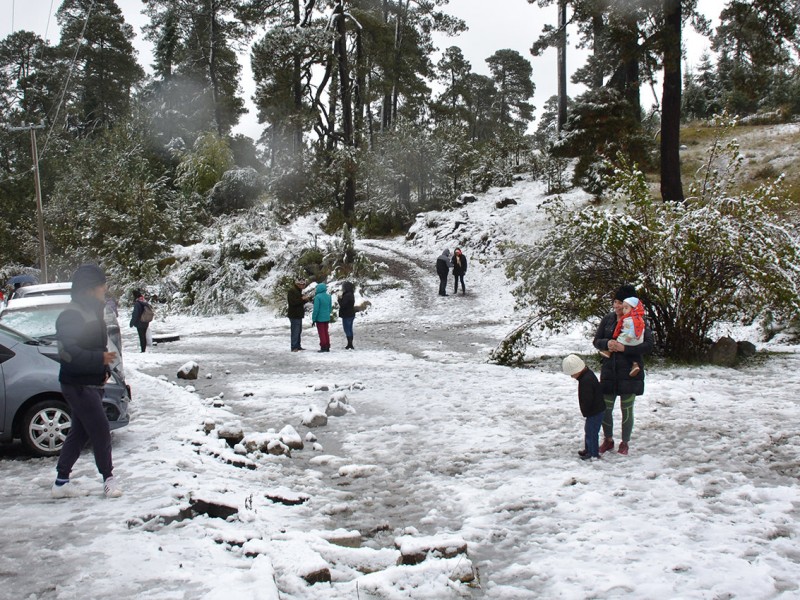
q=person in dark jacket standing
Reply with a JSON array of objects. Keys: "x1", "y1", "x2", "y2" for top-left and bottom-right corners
[
  {"x1": 562, "y1": 354, "x2": 605, "y2": 460},
  {"x1": 129, "y1": 289, "x2": 150, "y2": 352},
  {"x1": 436, "y1": 249, "x2": 451, "y2": 296},
  {"x1": 52, "y1": 264, "x2": 122, "y2": 498},
  {"x1": 287, "y1": 278, "x2": 309, "y2": 352},
  {"x1": 339, "y1": 281, "x2": 356, "y2": 349},
  {"x1": 592, "y1": 284, "x2": 654, "y2": 456},
  {"x1": 451, "y1": 248, "x2": 468, "y2": 295}
]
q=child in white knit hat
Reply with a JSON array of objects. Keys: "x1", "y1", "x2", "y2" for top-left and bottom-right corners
[
  {"x1": 562, "y1": 354, "x2": 605, "y2": 460},
  {"x1": 599, "y1": 296, "x2": 645, "y2": 377}
]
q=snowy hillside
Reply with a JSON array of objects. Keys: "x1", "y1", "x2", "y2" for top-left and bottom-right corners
[{"x1": 2, "y1": 174, "x2": 799, "y2": 599}]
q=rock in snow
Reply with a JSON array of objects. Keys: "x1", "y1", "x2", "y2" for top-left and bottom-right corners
[
  {"x1": 279, "y1": 425, "x2": 304, "y2": 450},
  {"x1": 177, "y1": 361, "x2": 200, "y2": 380},
  {"x1": 301, "y1": 406, "x2": 328, "y2": 427}
]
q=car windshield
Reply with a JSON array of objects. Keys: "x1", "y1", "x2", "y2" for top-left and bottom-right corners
[
  {"x1": 0, "y1": 321, "x2": 39, "y2": 344},
  {"x1": 0, "y1": 305, "x2": 63, "y2": 340},
  {"x1": 0, "y1": 302, "x2": 126, "y2": 377}
]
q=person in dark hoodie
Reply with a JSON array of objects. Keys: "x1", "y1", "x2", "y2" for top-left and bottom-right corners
[
  {"x1": 52, "y1": 264, "x2": 122, "y2": 498},
  {"x1": 562, "y1": 354, "x2": 605, "y2": 460},
  {"x1": 339, "y1": 281, "x2": 356, "y2": 350},
  {"x1": 287, "y1": 278, "x2": 309, "y2": 352},
  {"x1": 592, "y1": 284, "x2": 654, "y2": 456},
  {"x1": 436, "y1": 249, "x2": 451, "y2": 296}
]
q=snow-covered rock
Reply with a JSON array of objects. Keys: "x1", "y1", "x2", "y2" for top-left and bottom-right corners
[
  {"x1": 301, "y1": 406, "x2": 328, "y2": 427},
  {"x1": 279, "y1": 425, "x2": 304, "y2": 450},
  {"x1": 177, "y1": 361, "x2": 199, "y2": 379}
]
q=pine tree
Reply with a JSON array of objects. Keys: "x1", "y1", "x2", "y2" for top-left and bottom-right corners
[
  {"x1": 143, "y1": 0, "x2": 248, "y2": 137},
  {"x1": 57, "y1": 0, "x2": 144, "y2": 131}
]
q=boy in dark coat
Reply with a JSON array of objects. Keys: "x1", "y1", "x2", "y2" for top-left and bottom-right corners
[{"x1": 562, "y1": 354, "x2": 605, "y2": 460}]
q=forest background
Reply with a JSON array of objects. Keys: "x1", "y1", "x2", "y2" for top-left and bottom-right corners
[{"x1": 2, "y1": 0, "x2": 800, "y2": 362}]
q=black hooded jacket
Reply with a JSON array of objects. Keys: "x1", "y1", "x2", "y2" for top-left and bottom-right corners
[
  {"x1": 339, "y1": 282, "x2": 356, "y2": 318},
  {"x1": 592, "y1": 311, "x2": 654, "y2": 396},
  {"x1": 56, "y1": 295, "x2": 109, "y2": 386}
]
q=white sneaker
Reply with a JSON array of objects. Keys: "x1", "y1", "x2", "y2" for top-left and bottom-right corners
[
  {"x1": 103, "y1": 476, "x2": 123, "y2": 498},
  {"x1": 51, "y1": 481, "x2": 90, "y2": 499}
]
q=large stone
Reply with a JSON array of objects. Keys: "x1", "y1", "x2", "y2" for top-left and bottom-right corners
[
  {"x1": 217, "y1": 424, "x2": 244, "y2": 447},
  {"x1": 279, "y1": 425, "x2": 304, "y2": 450},
  {"x1": 395, "y1": 534, "x2": 468, "y2": 565},
  {"x1": 302, "y1": 407, "x2": 328, "y2": 427},
  {"x1": 457, "y1": 193, "x2": 478, "y2": 205},
  {"x1": 709, "y1": 336, "x2": 738, "y2": 367},
  {"x1": 177, "y1": 361, "x2": 199, "y2": 380},
  {"x1": 326, "y1": 392, "x2": 354, "y2": 417},
  {"x1": 737, "y1": 340, "x2": 757, "y2": 359},
  {"x1": 495, "y1": 197, "x2": 518, "y2": 209}
]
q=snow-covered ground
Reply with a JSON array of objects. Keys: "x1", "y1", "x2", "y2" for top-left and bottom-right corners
[{"x1": 1, "y1": 177, "x2": 799, "y2": 599}]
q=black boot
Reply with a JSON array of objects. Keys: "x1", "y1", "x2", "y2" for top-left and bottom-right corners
[{"x1": 346, "y1": 336, "x2": 354, "y2": 349}]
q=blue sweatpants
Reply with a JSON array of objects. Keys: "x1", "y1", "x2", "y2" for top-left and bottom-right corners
[{"x1": 57, "y1": 384, "x2": 113, "y2": 480}]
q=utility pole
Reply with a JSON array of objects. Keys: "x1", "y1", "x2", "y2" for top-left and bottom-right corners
[{"x1": 7, "y1": 122, "x2": 48, "y2": 282}]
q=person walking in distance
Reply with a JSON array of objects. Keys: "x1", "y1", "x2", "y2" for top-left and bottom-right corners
[
  {"x1": 287, "y1": 278, "x2": 309, "y2": 352},
  {"x1": 592, "y1": 284, "x2": 654, "y2": 456},
  {"x1": 451, "y1": 248, "x2": 468, "y2": 295},
  {"x1": 436, "y1": 249, "x2": 451, "y2": 296},
  {"x1": 52, "y1": 264, "x2": 122, "y2": 498},
  {"x1": 129, "y1": 289, "x2": 153, "y2": 352}
]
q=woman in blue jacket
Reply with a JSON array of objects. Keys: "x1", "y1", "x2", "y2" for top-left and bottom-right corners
[{"x1": 311, "y1": 282, "x2": 332, "y2": 352}]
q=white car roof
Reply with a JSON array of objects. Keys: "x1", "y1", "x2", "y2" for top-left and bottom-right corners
[
  {"x1": 2, "y1": 294, "x2": 72, "y2": 313},
  {"x1": 15, "y1": 282, "x2": 72, "y2": 294}
]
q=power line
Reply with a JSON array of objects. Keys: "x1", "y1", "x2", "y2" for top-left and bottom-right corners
[{"x1": 40, "y1": 0, "x2": 96, "y2": 161}]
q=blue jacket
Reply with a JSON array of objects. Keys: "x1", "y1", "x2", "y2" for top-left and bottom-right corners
[
  {"x1": 311, "y1": 283, "x2": 332, "y2": 323},
  {"x1": 56, "y1": 296, "x2": 109, "y2": 386}
]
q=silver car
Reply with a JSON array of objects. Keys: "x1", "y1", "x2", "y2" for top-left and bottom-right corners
[{"x1": 0, "y1": 322, "x2": 129, "y2": 457}]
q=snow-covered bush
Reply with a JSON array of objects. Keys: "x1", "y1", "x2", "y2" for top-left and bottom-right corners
[
  {"x1": 208, "y1": 167, "x2": 266, "y2": 216},
  {"x1": 174, "y1": 131, "x2": 234, "y2": 195},
  {"x1": 551, "y1": 88, "x2": 654, "y2": 196},
  {"x1": 503, "y1": 145, "x2": 800, "y2": 362}
]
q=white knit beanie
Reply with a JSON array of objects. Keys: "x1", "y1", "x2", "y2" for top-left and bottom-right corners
[
  {"x1": 562, "y1": 354, "x2": 586, "y2": 376},
  {"x1": 623, "y1": 297, "x2": 640, "y2": 308}
]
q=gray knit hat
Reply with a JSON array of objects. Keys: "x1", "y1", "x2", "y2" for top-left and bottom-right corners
[{"x1": 71, "y1": 264, "x2": 107, "y2": 296}]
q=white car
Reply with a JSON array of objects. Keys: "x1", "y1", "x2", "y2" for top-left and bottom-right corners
[
  {"x1": 8, "y1": 282, "x2": 72, "y2": 302},
  {"x1": 0, "y1": 294, "x2": 125, "y2": 374}
]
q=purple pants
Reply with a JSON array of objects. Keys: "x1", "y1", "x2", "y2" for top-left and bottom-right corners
[{"x1": 57, "y1": 384, "x2": 113, "y2": 480}]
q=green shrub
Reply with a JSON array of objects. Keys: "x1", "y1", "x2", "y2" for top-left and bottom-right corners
[{"x1": 502, "y1": 123, "x2": 800, "y2": 362}]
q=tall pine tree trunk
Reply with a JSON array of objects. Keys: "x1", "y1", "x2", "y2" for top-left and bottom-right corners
[
  {"x1": 208, "y1": 0, "x2": 224, "y2": 136},
  {"x1": 334, "y1": 3, "x2": 356, "y2": 220},
  {"x1": 557, "y1": 0, "x2": 568, "y2": 131},
  {"x1": 292, "y1": 0, "x2": 304, "y2": 155},
  {"x1": 660, "y1": 0, "x2": 684, "y2": 202},
  {"x1": 591, "y1": 12, "x2": 604, "y2": 89}
]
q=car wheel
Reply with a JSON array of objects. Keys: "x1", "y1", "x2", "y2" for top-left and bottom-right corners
[{"x1": 21, "y1": 400, "x2": 71, "y2": 457}]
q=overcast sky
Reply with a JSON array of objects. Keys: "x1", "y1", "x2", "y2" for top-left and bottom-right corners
[{"x1": 3, "y1": 0, "x2": 717, "y2": 139}]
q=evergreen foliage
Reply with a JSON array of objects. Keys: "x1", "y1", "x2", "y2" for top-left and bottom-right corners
[
  {"x1": 44, "y1": 121, "x2": 174, "y2": 287},
  {"x1": 502, "y1": 119, "x2": 800, "y2": 362}
]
